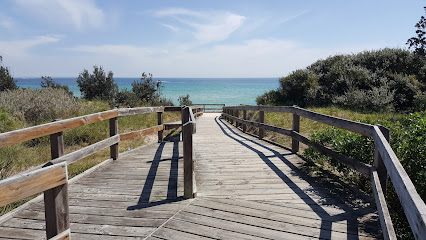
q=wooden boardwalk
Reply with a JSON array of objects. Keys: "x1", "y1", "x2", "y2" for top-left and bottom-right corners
[{"x1": 0, "y1": 113, "x2": 381, "y2": 239}]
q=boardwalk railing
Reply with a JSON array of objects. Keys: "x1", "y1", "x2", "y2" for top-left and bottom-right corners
[
  {"x1": 192, "y1": 104, "x2": 225, "y2": 113},
  {"x1": 222, "y1": 105, "x2": 426, "y2": 240},
  {"x1": 0, "y1": 105, "x2": 203, "y2": 239}
]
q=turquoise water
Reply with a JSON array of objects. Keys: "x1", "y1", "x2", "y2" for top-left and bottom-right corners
[{"x1": 16, "y1": 78, "x2": 279, "y2": 106}]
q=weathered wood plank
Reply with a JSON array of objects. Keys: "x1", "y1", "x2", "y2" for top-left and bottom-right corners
[
  {"x1": 47, "y1": 135, "x2": 120, "y2": 166},
  {"x1": 371, "y1": 167, "x2": 396, "y2": 240},
  {"x1": 117, "y1": 107, "x2": 164, "y2": 116},
  {"x1": 292, "y1": 113, "x2": 300, "y2": 153},
  {"x1": 164, "y1": 121, "x2": 182, "y2": 130},
  {"x1": 119, "y1": 125, "x2": 163, "y2": 141},
  {"x1": 0, "y1": 110, "x2": 118, "y2": 147},
  {"x1": 109, "y1": 117, "x2": 119, "y2": 160},
  {"x1": 373, "y1": 126, "x2": 426, "y2": 239},
  {"x1": 0, "y1": 163, "x2": 67, "y2": 206}
]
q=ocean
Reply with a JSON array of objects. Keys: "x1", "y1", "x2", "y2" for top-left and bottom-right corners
[{"x1": 15, "y1": 77, "x2": 279, "y2": 106}]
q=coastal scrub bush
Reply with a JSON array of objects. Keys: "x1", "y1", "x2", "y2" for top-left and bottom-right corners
[
  {"x1": 257, "y1": 48, "x2": 426, "y2": 112},
  {"x1": 132, "y1": 72, "x2": 162, "y2": 105},
  {"x1": 77, "y1": 66, "x2": 118, "y2": 102},
  {"x1": 116, "y1": 88, "x2": 141, "y2": 107},
  {"x1": 0, "y1": 88, "x2": 83, "y2": 124},
  {"x1": 0, "y1": 56, "x2": 18, "y2": 91},
  {"x1": 302, "y1": 112, "x2": 426, "y2": 239},
  {"x1": 41, "y1": 76, "x2": 73, "y2": 96},
  {"x1": 178, "y1": 94, "x2": 192, "y2": 106}
]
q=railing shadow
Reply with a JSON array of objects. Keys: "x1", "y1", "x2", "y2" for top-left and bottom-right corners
[
  {"x1": 215, "y1": 117, "x2": 380, "y2": 239},
  {"x1": 127, "y1": 135, "x2": 185, "y2": 210}
]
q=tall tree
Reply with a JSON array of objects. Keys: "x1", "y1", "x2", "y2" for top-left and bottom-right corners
[
  {"x1": 0, "y1": 56, "x2": 18, "y2": 91},
  {"x1": 407, "y1": 7, "x2": 426, "y2": 57},
  {"x1": 77, "y1": 66, "x2": 117, "y2": 101}
]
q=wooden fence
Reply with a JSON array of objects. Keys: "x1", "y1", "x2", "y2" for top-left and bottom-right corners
[
  {"x1": 192, "y1": 104, "x2": 225, "y2": 113},
  {"x1": 0, "y1": 106, "x2": 202, "y2": 239},
  {"x1": 222, "y1": 105, "x2": 426, "y2": 240}
]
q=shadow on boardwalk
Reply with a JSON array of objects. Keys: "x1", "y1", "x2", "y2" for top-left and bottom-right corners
[
  {"x1": 215, "y1": 116, "x2": 381, "y2": 239},
  {"x1": 127, "y1": 135, "x2": 185, "y2": 210}
]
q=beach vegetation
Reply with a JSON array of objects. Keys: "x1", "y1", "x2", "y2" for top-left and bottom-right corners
[
  {"x1": 41, "y1": 76, "x2": 73, "y2": 96},
  {"x1": 0, "y1": 56, "x2": 18, "y2": 91},
  {"x1": 407, "y1": 7, "x2": 426, "y2": 57},
  {"x1": 178, "y1": 94, "x2": 192, "y2": 106},
  {"x1": 77, "y1": 66, "x2": 118, "y2": 102},
  {"x1": 257, "y1": 48, "x2": 426, "y2": 112}
]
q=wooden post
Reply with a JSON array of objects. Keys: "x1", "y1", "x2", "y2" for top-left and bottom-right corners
[
  {"x1": 242, "y1": 110, "x2": 247, "y2": 133},
  {"x1": 259, "y1": 110, "x2": 265, "y2": 139},
  {"x1": 235, "y1": 110, "x2": 239, "y2": 128},
  {"x1": 374, "y1": 125, "x2": 389, "y2": 195},
  {"x1": 182, "y1": 107, "x2": 194, "y2": 198},
  {"x1": 157, "y1": 112, "x2": 163, "y2": 142},
  {"x1": 45, "y1": 130, "x2": 70, "y2": 239},
  {"x1": 109, "y1": 117, "x2": 118, "y2": 160},
  {"x1": 292, "y1": 114, "x2": 300, "y2": 153}
]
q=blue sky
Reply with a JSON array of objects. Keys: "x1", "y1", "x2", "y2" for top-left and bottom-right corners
[{"x1": 0, "y1": 0, "x2": 424, "y2": 77}]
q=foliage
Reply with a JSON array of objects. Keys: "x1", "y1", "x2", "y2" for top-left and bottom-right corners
[
  {"x1": 41, "y1": 76, "x2": 73, "y2": 96},
  {"x1": 302, "y1": 112, "x2": 426, "y2": 239},
  {"x1": 178, "y1": 94, "x2": 192, "y2": 106},
  {"x1": 0, "y1": 56, "x2": 18, "y2": 91},
  {"x1": 116, "y1": 88, "x2": 141, "y2": 107},
  {"x1": 257, "y1": 48, "x2": 426, "y2": 112},
  {"x1": 407, "y1": 7, "x2": 426, "y2": 57},
  {"x1": 77, "y1": 66, "x2": 118, "y2": 101},
  {"x1": 132, "y1": 72, "x2": 164, "y2": 105},
  {"x1": 0, "y1": 88, "x2": 84, "y2": 124},
  {"x1": 0, "y1": 108, "x2": 20, "y2": 133}
]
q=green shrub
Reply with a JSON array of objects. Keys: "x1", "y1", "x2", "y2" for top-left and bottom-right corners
[
  {"x1": 41, "y1": 76, "x2": 73, "y2": 96},
  {"x1": 77, "y1": 66, "x2": 118, "y2": 102},
  {"x1": 178, "y1": 94, "x2": 192, "y2": 106},
  {"x1": 258, "y1": 48, "x2": 426, "y2": 112},
  {"x1": 116, "y1": 88, "x2": 142, "y2": 107},
  {"x1": 303, "y1": 112, "x2": 426, "y2": 239},
  {"x1": 0, "y1": 56, "x2": 17, "y2": 91},
  {"x1": 0, "y1": 88, "x2": 84, "y2": 124}
]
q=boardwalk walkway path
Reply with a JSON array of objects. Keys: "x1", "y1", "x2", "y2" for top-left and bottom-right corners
[{"x1": 0, "y1": 113, "x2": 381, "y2": 239}]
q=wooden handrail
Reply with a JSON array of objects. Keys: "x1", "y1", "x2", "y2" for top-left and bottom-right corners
[
  {"x1": 0, "y1": 162, "x2": 70, "y2": 239},
  {"x1": 222, "y1": 105, "x2": 426, "y2": 239}
]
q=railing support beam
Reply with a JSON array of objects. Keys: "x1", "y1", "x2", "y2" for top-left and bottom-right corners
[
  {"x1": 292, "y1": 113, "x2": 300, "y2": 153},
  {"x1": 242, "y1": 110, "x2": 247, "y2": 133},
  {"x1": 45, "y1": 130, "x2": 70, "y2": 239},
  {"x1": 157, "y1": 112, "x2": 163, "y2": 142},
  {"x1": 374, "y1": 124, "x2": 389, "y2": 195},
  {"x1": 182, "y1": 107, "x2": 195, "y2": 199},
  {"x1": 259, "y1": 110, "x2": 265, "y2": 139},
  {"x1": 109, "y1": 117, "x2": 119, "y2": 160}
]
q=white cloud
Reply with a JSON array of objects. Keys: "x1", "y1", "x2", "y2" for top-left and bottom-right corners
[
  {"x1": 0, "y1": 17, "x2": 14, "y2": 29},
  {"x1": 154, "y1": 8, "x2": 246, "y2": 43},
  {"x1": 161, "y1": 24, "x2": 179, "y2": 32},
  {"x1": 15, "y1": 0, "x2": 105, "y2": 30},
  {"x1": 0, "y1": 35, "x2": 61, "y2": 57}
]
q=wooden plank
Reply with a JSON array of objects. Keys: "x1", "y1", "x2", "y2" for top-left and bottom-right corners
[
  {"x1": 373, "y1": 126, "x2": 426, "y2": 239},
  {"x1": 48, "y1": 228, "x2": 70, "y2": 240},
  {"x1": 292, "y1": 113, "x2": 300, "y2": 153},
  {"x1": 117, "y1": 107, "x2": 164, "y2": 116},
  {"x1": 374, "y1": 124, "x2": 389, "y2": 195},
  {"x1": 157, "y1": 112, "x2": 163, "y2": 142},
  {"x1": 164, "y1": 106, "x2": 182, "y2": 112},
  {"x1": 182, "y1": 107, "x2": 195, "y2": 199},
  {"x1": 109, "y1": 117, "x2": 119, "y2": 160},
  {"x1": 47, "y1": 135, "x2": 120, "y2": 166},
  {"x1": 371, "y1": 167, "x2": 397, "y2": 240},
  {"x1": 0, "y1": 163, "x2": 67, "y2": 206},
  {"x1": 293, "y1": 106, "x2": 374, "y2": 137},
  {"x1": 0, "y1": 109, "x2": 118, "y2": 147},
  {"x1": 119, "y1": 125, "x2": 163, "y2": 141},
  {"x1": 45, "y1": 132, "x2": 70, "y2": 239},
  {"x1": 164, "y1": 121, "x2": 182, "y2": 130},
  {"x1": 290, "y1": 131, "x2": 371, "y2": 176}
]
